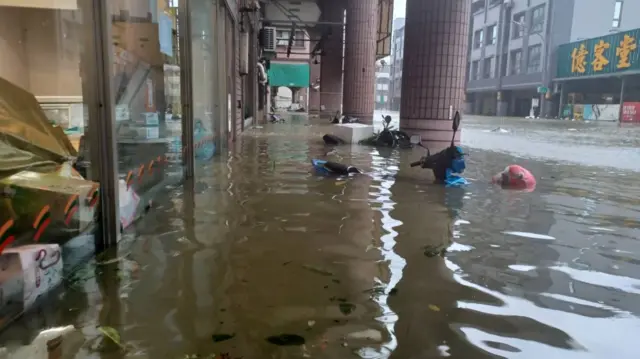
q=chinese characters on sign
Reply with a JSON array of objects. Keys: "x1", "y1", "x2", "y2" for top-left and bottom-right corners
[
  {"x1": 592, "y1": 40, "x2": 610, "y2": 71},
  {"x1": 571, "y1": 44, "x2": 588, "y2": 73},
  {"x1": 559, "y1": 28, "x2": 640, "y2": 78},
  {"x1": 616, "y1": 34, "x2": 637, "y2": 69}
]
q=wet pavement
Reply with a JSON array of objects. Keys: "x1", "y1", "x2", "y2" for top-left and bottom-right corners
[{"x1": 2, "y1": 112, "x2": 640, "y2": 358}]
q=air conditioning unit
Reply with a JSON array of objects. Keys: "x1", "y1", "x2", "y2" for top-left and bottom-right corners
[{"x1": 262, "y1": 26, "x2": 277, "y2": 52}]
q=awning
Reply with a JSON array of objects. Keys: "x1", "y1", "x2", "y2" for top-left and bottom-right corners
[{"x1": 268, "y1": 62, "x2": 310, "y2": 88}]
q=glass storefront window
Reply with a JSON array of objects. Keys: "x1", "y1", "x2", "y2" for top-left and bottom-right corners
[
  {"x1": 111, "y1": 0, "x2": 184, "y2": 225},
  {"x1": 191, "y1": 0, "x2": 218, "y2": 168},
  {"x1": 0, "y1": 0, "x2": 99, "y2": 329}
]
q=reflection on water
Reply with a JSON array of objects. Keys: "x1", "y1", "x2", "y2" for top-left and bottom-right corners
[{"x1": 2, "y1": 114, "x2": 640, "y2": 358}]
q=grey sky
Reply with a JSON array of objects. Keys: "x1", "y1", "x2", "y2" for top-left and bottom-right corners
[{"x1": 393, "y1": 0, "x2": 406, "y2": 19}]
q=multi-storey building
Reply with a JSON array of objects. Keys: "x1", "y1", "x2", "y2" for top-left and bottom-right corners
[
  {"x1": 389, "y1": 18, "x2": 405, "y2": 111},
  {"x1": 466, "y1": 0, "x2": 639, "y2": 118},
  {"x1": 374, "y1": 63, "x2": 391, "y2": 110},
  {"x1": 269, "y1": 27, "x2": 312, "y2": 109}
]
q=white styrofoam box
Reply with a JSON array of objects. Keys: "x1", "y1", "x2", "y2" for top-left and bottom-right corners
[
  {"x1": 137, "y1": 112, "x2": 160, "y2": 126},
  {"x1": 133, "y1": 126, "x2": 160, "y2": 140},
  {"x1": 118, "y1": 179, "x2": 140, "y2": 229},
  {"x1": 115, "y1": 104, "x2": 130, "y2": 122},
  {"x1": 1, "y1": 325, "x2": 77, "y2": 359},
  {"x1": 2, "y1": 244, "x2": 63, "y2": 310},
  {"x1": 328, "y1": 123, "x2": 374, "y2": 144},
  {"x1": 0, "y1": 250, "x2": 25, "y2": 322}
]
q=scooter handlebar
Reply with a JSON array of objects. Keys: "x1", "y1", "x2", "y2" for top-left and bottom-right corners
[{"x1": 410, "y1": 160, "x2": 422, "y2": 167}]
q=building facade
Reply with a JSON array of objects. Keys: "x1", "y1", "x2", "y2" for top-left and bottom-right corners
[
  {"x1": 553, "y1": 0, "x2": 640, "y2": 122},
  {"x1": 466, "y1": 0, "x2": 638, "y2": 118},
  {"x1": 389, "y1": 17, "x2": 405, "y2": 111},
  {"x1": 268, "y1": 27, "x2": 311, "y2": 110},
  {"x1": 375, "y1": 63, "x2": 391, "y2": 110}
]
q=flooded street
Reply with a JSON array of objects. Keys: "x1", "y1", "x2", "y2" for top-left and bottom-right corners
[{"x1": 3, "y1": 113, "x2": 640, "y2": 358}]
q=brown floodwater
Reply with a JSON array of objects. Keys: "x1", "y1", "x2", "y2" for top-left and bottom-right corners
[{"x1": 2, "y1": 113, "x2": 640, "y2": 358}]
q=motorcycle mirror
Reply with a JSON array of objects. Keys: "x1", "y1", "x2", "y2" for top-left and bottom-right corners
[
  {"x1": 452, "y1": 111, "x2": 461, "y2": 131},
  {"x1": 384, "y1": 115, "x2": 392, "y2": 124},
  {"x1": 410, "y1": 135, "x2": 421, "y2": 145}
]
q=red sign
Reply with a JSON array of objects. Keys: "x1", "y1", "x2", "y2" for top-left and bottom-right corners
[{"x1": 621, "y1": 102, "x2": 640, "y2": 123}]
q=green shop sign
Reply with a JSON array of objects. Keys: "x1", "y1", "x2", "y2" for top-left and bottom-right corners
[{"x1": 556, "y1": 28, "x2": 640, "y2": 78}]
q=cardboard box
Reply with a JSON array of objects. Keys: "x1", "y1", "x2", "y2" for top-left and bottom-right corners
[{"x1": 112, "y1": 22, "x2": 163, "y2": 66}]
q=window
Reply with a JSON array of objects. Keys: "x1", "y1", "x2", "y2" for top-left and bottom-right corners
[
  {"x1": 486, "y1": 25, "x2": 497, "y2": 45},
  {"x1": 612, "y1": 1, "x2": 623, "y2": 28},
  {"x1": 512, "y1": 12, "x2": 525, "y2": 39},
  {"x1": 471, "y1": 60, "x2": 480, "y2": 80},
  {"x1": 527, "y1": 44, "x2": 542, "y2": 73},
  {"x1": 530, "y1": 5, "x2": 545, "y2": 34},
  {"x1": 294, "y1": 30, "x2": 305, "y2": 47},
  {"x1": 276, "y1": 30, "x2": 305, "y2": 47},
  {"x1": 473, "y1": 29, "x2": 484, "y2": 49},
  {"x1": 483, "y1": 57, "x2": 495, "y2": 78},
  {"x1": 276, "y1": 30, "x2": 289, "y2": 46},
  {"x1": 510, "y1": 49, "x2": 522, "y2": 74},
  {"x1": 471, "y1": 0, "x2": 485, "y2": 14}
]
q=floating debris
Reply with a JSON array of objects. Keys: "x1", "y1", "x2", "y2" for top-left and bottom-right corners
[
  {"x1": 301, "y1": 264, "x2": 334, "y2": 276},
  {"x1": 266, "y1": 334, "x2": 305, "y2": 346},
  {"x1": 502, "y1": 231, "x2": 555, "y2": 240},
  {"x1": 211, "y1": 333, "x2": 235, "y2": 343},
  {"x1": 99, "y1": 326, "x2": 125, "y2": 349},
  {"x1": 339, "y1": 302, "x2": 356, "y2": 315},
  {"x1": 346, "y1": 329, "x2": 383, "y2": 342},
  {"x1": 428, "y1": 304, "x2": 441, "y2": 312}
]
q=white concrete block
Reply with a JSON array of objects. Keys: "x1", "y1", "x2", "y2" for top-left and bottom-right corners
[{"x1": 328, "y1": 123, "x2": 374, "y2": 144}]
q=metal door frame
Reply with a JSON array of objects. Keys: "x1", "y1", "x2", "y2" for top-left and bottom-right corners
[
  {"x1": 180, "y1": 0, "x2": 195, "y2": 179},
  {"x1": 86, "y1": 0, "x2": 120, "y2": 250}
]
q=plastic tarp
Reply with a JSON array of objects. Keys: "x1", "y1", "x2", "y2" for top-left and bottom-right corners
[
  {"x1": 268, "y1": 62, "x2": 310, "y2": 88},
  {"x1": 0, "y1": 77, "x2": 76, "y2": 175}
]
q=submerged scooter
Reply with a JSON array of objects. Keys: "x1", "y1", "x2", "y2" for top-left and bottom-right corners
[
  {"x1": 375, "y1": 115, "x2": 412, "y2": 148},
  {"x1": 331, "y1": 110, "x2": 360, "y2": 124},
  {"x1": 410, "y1": 111, "x2": 468, "y2": 187},
  {"x1": 311, "y1": 159, "x2": 362, "y2": 176}
]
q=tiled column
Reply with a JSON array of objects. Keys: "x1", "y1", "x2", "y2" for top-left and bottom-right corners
[
  {"x1": 319, "y1": 1, "x2": 344, "y2": 117},
  {"x1": 342, "y1": 0, "x2": 378, "y2": 124},
  {"x1": 400, "y1": 0, "x2": 470, "y2": 149}
]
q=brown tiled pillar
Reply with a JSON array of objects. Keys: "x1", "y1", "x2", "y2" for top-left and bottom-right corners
[
  {"x1": 319, "y1": 2, "x2": 344, "y2": 117},
  {"x1": 342, "y1": 0, "x2": 378, "y2": 124},
  {"x1": 400, "y1": 0, "x2": 470, "y2": 149}
]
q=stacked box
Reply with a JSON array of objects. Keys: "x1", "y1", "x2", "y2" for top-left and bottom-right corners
[{"x1": 131, "y1": 112, "x2": 160, "y2": 140}]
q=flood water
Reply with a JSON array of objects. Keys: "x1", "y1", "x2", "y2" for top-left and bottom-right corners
[{"x1": 3, "y1": 113, "x2": 640, "y2": 358}]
